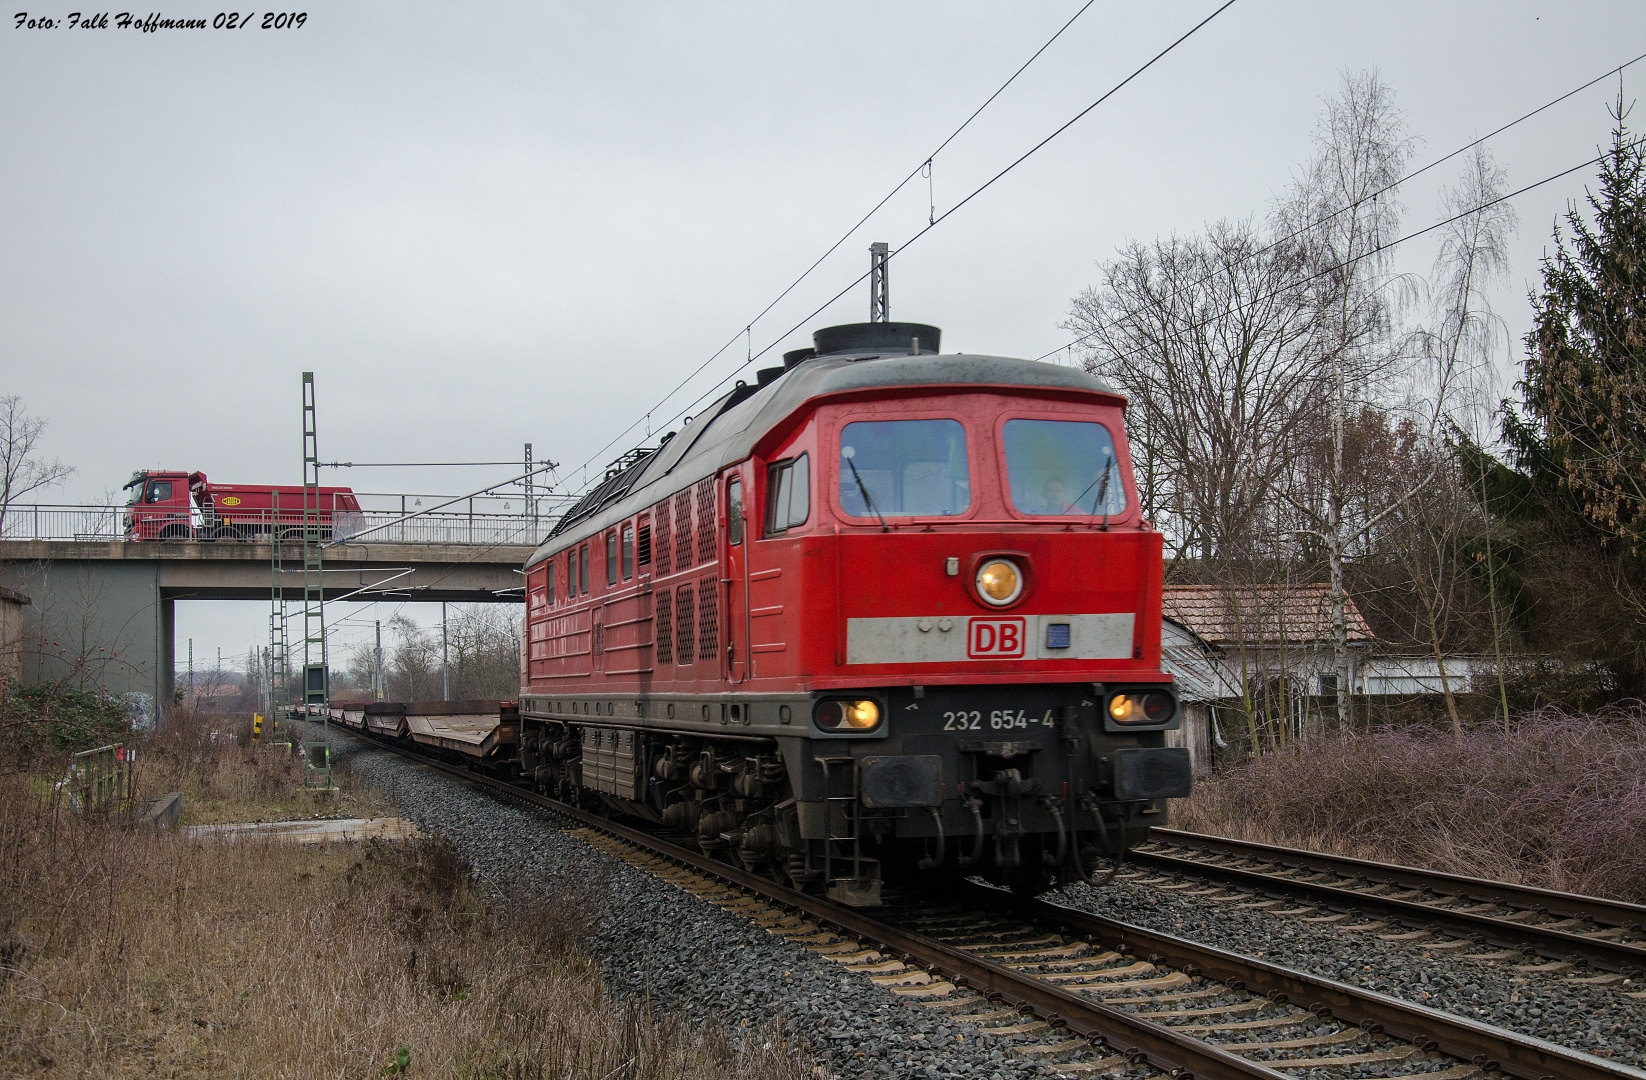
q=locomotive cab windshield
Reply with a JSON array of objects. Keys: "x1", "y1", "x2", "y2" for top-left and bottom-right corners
[{"x1": 1002, "y1": 419, "x2": 1126, "y2": 517}]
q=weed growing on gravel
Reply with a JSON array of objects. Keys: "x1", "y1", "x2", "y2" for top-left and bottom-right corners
[
  {"x1": 0, "y1": 753, "x2": 812, "y2": 1077},
  {"x1": 1174, "y1": 705, "x2": 1646, "y2": 901}
]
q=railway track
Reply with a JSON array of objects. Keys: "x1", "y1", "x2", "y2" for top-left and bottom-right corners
[
  {"x1": 1127, "y1": 830, "x2": 1646, "y2": 979},
  {"x1": 337, "y1": 730, "x2": 1645, "y2": 1080}
]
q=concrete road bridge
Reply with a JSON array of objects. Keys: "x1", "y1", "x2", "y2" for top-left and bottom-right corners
[{"x1": 0, "y1": 503, "x2": 548, "y2": 717}]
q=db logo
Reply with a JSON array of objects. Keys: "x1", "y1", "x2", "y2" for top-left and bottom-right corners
[{"x1": 967, "y1": 617, "x2": 1025, "y2": 659}]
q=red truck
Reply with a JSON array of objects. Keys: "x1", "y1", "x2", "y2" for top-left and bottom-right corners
[{"x1": 122, "y1": 470, "x2": 361, "y2": 541}]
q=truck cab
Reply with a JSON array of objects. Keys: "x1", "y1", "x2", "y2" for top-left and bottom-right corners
[{"x1": 123, "y1": 471, "x2": 198, "y2": 540}]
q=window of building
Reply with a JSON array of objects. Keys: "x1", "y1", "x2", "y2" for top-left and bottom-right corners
[
  {"x1": 838, "y1": 419, "x2": 969, "y2": 518},
  {"x1": 765, "y1": 454, "x2": 810, "y2": 534}
]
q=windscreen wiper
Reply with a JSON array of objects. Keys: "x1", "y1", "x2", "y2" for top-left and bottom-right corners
[
  {"x1": 1064, "y1": 450, "x2": 1116, "y2": 529},
  {"x1": 842, "y1": 451, "x2": 889, "y2": 532}
]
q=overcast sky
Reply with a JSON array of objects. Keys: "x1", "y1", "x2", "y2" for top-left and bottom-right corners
[{"x1": 5, "y1": 0, "x2": 1644, "y2": 671}]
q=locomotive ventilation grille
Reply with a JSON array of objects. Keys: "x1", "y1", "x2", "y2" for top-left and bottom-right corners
[
  {"x1": 694, "y1": 478, "x2": 716, "y2": 565},
  {"x1": 674, "y1": 586, "x2": 695, "y2": 664},
  {"x1": 673, "y1": 489, "x2": 694, "y2": 569},
  {"x1": 696, "y1": 577, "x2": 719, "y2": 662},
  {"x1": 655, "y1": 591, "x2": 673, "y2": 665},
  {"x1": 654, "y1": 501, "x2": 672, "y2": 577}
]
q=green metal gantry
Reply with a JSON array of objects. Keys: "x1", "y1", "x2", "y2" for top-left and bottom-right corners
[{"x1": 300, "y1": 371, "x2": 333, "y2": 789}]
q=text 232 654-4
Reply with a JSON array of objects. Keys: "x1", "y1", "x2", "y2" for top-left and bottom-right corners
[{"x1": 942, "y1": 709, "x2": 1052, "y2": 732}]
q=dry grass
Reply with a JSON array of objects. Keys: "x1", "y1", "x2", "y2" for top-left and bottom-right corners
[
  {"x1": 0, "y1": 730, "x2": 814, "y2": 1079},
  {"x1": 1173, "y1": 705, "x2": 1646, "y2": 902},
  {"x1": 134, "y1": 712, "x2": 390, "y2": 824}
]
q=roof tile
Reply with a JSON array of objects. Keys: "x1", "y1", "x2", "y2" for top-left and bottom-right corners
[{"x1": 1162, "y1": 583, "x2": 1373, "y2": 646}]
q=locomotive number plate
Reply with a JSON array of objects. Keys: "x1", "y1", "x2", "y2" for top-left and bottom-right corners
[{"x1": 942, "y1": 708, "x2": 1054, "y2": 732}]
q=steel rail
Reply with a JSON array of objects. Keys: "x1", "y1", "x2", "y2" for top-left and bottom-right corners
[
  {"x1": 965, "y1": 886, "x2": 1642, "y2": 1080},
  {"x1": 336, "y1": 728, "x2": 1646, "y2": 1080},
  {"x1": 1131, "y1": 829, "x2": 1646, "y2": 974}
]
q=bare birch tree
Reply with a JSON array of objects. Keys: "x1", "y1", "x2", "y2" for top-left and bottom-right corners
[
  {"x1": 1402, "y1": 146, "x2": 1518, "y2": 727},
  {"x1": 1412, "y1": 146, "x2": 1518, "y2": 439},
  {"x1": 1275, "y1": 70, "x2": 1416, "y2": 727}
]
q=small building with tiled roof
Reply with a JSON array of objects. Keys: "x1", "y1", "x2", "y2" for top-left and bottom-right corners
[
  {"x1": 1159, "y1": 583, "x2": 1378, "y2": 761},
  {"x1": 1161, "y1": 582, "x2": 1376, "y2": 703},
  {"x1": 1162, "y1": 583, "x2": 1374, "y2": 647},
  {"x1": 1158, "y1": 583, "x2": 1491, "y2": 758}
]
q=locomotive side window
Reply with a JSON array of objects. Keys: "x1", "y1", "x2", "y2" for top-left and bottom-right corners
[
  {"x1": 765, "y1": 454, "x2": 809, "y2": 534},
  {"x1": 727, "y1": 477, "x2": 743, "y2": 545},
  {"x1": 621, "y1": 524, "x2": 634, "y2": 579},
  {"x1": 838, "y1": 419, "x2": 969, "y2": 518},
  {"x1": 578, "y1": 544, "x2": 590, "y2": 594},
  {"x1": 606, "y1": 531, "x2": 619, "y2": 586},
  {"x1": 1003, "y1": 419, "x2": 1126, "y2": 516},
  {"x1": 545, "y1": 559, "x2": 555, "y2": 605}
]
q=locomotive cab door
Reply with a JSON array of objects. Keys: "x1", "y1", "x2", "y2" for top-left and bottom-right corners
[{"x1": 723, "y1": 467, "x2": 749, "y2": 682}]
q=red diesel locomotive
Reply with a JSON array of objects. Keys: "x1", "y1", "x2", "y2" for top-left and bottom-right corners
[{"x1": 519, "y1": 321, "x2": 1189, "y2": 904}]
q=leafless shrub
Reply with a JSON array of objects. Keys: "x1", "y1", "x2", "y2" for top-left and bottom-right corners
[{"x1": 1175, "y1": 705, "x2": 1646, "y2": 900}]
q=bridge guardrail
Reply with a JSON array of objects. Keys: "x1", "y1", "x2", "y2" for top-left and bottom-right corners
[{"x1": 0, "y1": 505, "x2": 555, "y2": 546}]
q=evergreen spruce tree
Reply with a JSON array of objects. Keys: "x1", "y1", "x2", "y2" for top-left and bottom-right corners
[
  {"x1": 1509, "y1": 105, "x2": 1646, "y2": 553},
  {"x1": 1500, "y1": 101, "x2": 1646, "y2": 698}
]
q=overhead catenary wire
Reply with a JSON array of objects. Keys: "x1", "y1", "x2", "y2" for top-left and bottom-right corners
[
  {"x1": 631, "y1": 110, "x2": 1639, "y2": 501},
  {"x1": 1035, "y1": 48, "x2": 1646, "y2": 362},
  {"x1": 323, "y1": 462, "x2": 562, "y2": 546},
  {"x1": 556, "y1": 0, "x2": 1108, "y2": 490},
  {"x1": 561, "y1": 0, "x2": 1241, "y2": 498},
  {"x1": 318, "y1": 461, "x2": 532, "y2": 468}
]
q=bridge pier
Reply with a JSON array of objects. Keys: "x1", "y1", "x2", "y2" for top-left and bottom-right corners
[
  {"x1": 0, "y1": 554, "x2": 172, "y2": 717},
  {"x1": 160, "y1": 594, "x2": 175, "y2": 716}
]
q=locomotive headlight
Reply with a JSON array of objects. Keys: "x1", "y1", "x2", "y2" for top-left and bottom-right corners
[
  {"x1": 1107, "y1": 691, "x2": 1176, "y2": 725},
  {"x1": 842, "y1": 699, "x2": 880, "y2": 729},
  {"x1": 814, "y1": 698, "x2": 881, "y2": 731},
  {"x1": 975, "y1": 559, "x2": 1023, "y2": 606}
]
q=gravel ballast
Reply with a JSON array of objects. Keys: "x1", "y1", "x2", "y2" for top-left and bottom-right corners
[
  {"x1": 1045, "y1": 875, "x2": 1646, "y2": 1066},
  {"x1": 331, "y1": 736, "x2": 1060, "y2": 1079}
]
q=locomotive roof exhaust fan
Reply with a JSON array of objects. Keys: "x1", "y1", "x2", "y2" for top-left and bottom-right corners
[{"x1": 810, "y1": 321, "x2": 942, "y2": 360}]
